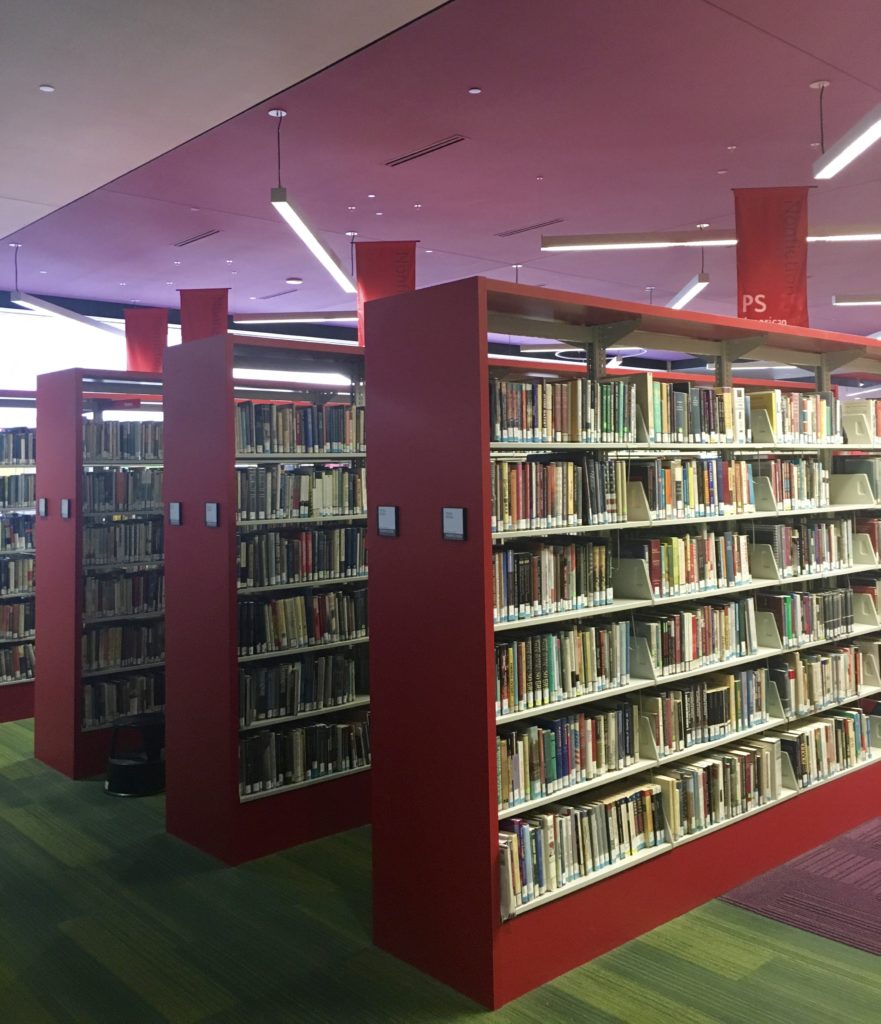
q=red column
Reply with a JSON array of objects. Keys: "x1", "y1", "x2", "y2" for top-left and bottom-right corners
[
  {"x1": 125, "y1": 308, "x2": 168, "y2": 372},
  {"x1": 179, "y1": 288, "x2": 230, "y2": 343},
  {"x1": 355, "y1": 241, "x2": 417, "y2": 346}
]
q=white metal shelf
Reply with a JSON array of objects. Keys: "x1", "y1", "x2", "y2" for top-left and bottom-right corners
[
  {"x1": 238, "y1": 634, "x2": 369, "y2": 664},
  {"x1": 237, "y1": 572, "x2": 368, "y2": 596},
  {"x1": 82, "y1": 609, "x2": 164, "y2": 625},
  {"x1": 236, "y1": 512, "x2": 367, "y2": 528},
  {"x1": 239, "y1": 695, "x2": 371, "y2": 733},
  {"x1": 238, "y1": 762, "x2": 371, "y2": 803},
  {"x1": 0, "y1": 632, "x2": 35, "y2": 646},
  {"x1": 81, "y1": 660, "x2": 165, "y2": 679}
]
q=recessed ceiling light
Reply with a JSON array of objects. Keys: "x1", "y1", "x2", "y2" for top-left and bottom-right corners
[
  {"x1": 165, "y1": 281, "x2": 173, "y2": 285},
  {"x1": 347, "y1": 205, "x2": 356, "y2": 211},
  {"x1": 717, "y1": 169, "x2": 728, "y2": 175},
  {"x1": 267, "y1": 108, "x2": 287, "y2": 119},
  {"x1": 468, "y1": 87, "x2": 482, "y2": 95},
  {"x1": 190, "y1": 207, "x2": 200, "y2": 212},
  {"x1": 249, "y1": 296, "x2": 257, "y2": 300},
  {"x1": 512, "y1": 263, "x2": 523, "y2": 269},
  {"x1": 367, "y1": 193, "x2": 376, "y2": 199},
  {"x1": 225, "y1": 259, "x2": 233, "y2": 264},
  {"x1": 375, "y1": 211, "x2": 383, "y2": 216},
  {"x1": 173, "y1": 260, "x2": 181, "y2": 265},
  {"x1": 39, "y1": 270, "x2": 47, "y2": 274},
  {"x1": 119, "y1": 282, "x2": 126, "y2": 286},
  {"x1": 696, "y1": 222, "x2": 710, "y2": 229},
  {"x1": 727, "y1": 145, "x2": 737, "y2": 151},
  {"x1": 413, "y1": 203, "x2": 423, "y2": 209},
  {"x1": 7, "y1": 242, "x2": 20, "y2": 247},
  {"x1": 38, "y1": 84, "x2": 55, "y2": 93},
  {"x1": 345, "y1": 231, "x2": 358, "y2": 237},
  {"x1": 285, "y1": 276, "x2": 304, "y2": 285},
  {"x1": 231, "y1": 271, "x2": 238, "y2": 276},
  {"x1": 424, "y1": 249, "x2": 433, "y2": 253},
  {"x1": 811, "y1": 141, "x2": 822, "y2": 148},
  {"x1": 536, "y1": 176, "x2": 544, "y2": 182}
]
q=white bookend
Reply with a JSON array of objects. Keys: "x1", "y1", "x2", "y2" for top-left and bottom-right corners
[
  {"x1": 842, "y1": 408, "x2": 875, "y2": 447},
  {"x1": 612, "y1": 558, "x2": 654, "y2": 601},
  {"x1": 765, "y1": 676, "x2": 787, "y2": 721},
  {"x1": 780, "y1": 750, "x2": 800, "y2": 792},
  {"x1": 634, "y1": 405, "x2": 652, "y2": 444},
  {"x1": 749, "y1": 407, "x2": 777, "y2": 445},
  {"x1": 855, "y1": 641, "x2": 881, "y2": 691},
  {"x1": 852, "y1": 591, "x2": 881, "y2": 629},
  {"x1": 629, "y1": 635, "x2": 659, "y2": 683},
  {"x1": 755, "y1": 611, "x2": 785, "y2": 651},
  {"x1": 638, "y1": 714, "x2": 661, "y2": 762},
  {"x1": 752, "y1": 476, "x2": 778, "y2": 514},
  {"x1": 830, "y1": 473, "x2": 875, "y2": 506},
  {"x1": 749, "y1": 544, "x2": 784, "y2": 582},
  {"x1": 852, "y1": 532, "x2": 879, "y2": 568},
  {"x1": 624, "y1": 482, "x2": 652, "y2": 524}
]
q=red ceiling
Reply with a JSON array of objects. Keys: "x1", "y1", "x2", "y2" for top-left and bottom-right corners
[{"x1": 4, "y1": 0, "x2": 881, "y2": 335}]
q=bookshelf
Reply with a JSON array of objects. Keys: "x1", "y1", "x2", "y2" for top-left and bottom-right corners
[
  {"x1": 163, "y1": 333, "x2": 369, "y2": 864},
  {"x1": 34, "y1": 369, "x2": 165, "y2": 778},
  {"x1": 365, "y1": 276, "x2": 881, "y2": 1009},
  {"x1": 0, "y1": 391, "x2": 36, "y2": 723}
]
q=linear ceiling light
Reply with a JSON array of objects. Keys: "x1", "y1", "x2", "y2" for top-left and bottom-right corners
[
  {"x1": 833, "y1": 294, "x2": 881, "y2": 306},
  {"x1": 813, "y1": 102, "x2": 881, "y2": 179},
  {"x1": 807, "y1": 228, "x2": 881, "y2": 242},
  {"x1": 10, "y1": 291, "x2": 125, "y2": 336},
  {"x1": 668, "y1": 273, "x2": 710, "y2": 310},
  {"x1": 233, "y1": 309, "x2": 358, "y2": 324},
  {"x1": 271, "y1": 188, "x2": 356, "y2": 294},
  {"x1": 541, "y1": 230, "x2": 736, "y2": 252}
]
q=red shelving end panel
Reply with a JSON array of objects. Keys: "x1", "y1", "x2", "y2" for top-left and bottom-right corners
[
  {"x1": 34, "y1": 369, "x2": 83, "y2": 777},
  {"x1": 0, "y1": 682, "x2": 34, "y2": 723},
  {"x1": 366, "y1": 278, "x2": 500, "y2": 1006}
]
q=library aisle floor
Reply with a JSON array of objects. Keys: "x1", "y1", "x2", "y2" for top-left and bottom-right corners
[{"x1": 0, "y1": 720, "x2": 879, "y2": 1024}]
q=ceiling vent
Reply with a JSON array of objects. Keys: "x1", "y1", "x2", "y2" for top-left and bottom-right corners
[
  {"x1": 385, "y1": 134, "x2": 466, "y2": 167},
  {"x1": 496, "y1": 218, "x2": 564, "y2": 238},
  {"x1": 173, "y1": 228, "x2": 221, "y2": 247},
  {"x1": 255, "y1": 287, "x2": 300, "y2": 301}
]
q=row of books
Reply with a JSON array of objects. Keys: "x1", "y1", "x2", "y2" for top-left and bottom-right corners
[
  {"x1": 771, "y1": 641, "x2": 877, "y2": 718},
  {"x1": 497, "y1": 667, "x2": 771, "y2": 813},
  {"x1": 82, "y1": 569, "x2": 164, "y2": 618},
  {"x1": 0, "y1": 600, "x2": 35, "y2": 640},
  {"x1": 623, "y1": 531, "x2": 751, "y2": 599},
  {"x1": 0, "y1": 642, "x2": 34, "y2": 682},
  {"x1": 237, "y1": 588, "x2": 367, "y2": 656},
  {"x1": 498, "y1": 702, "x2": 641, "y2": 811},
  {"x1": 83, "y1": 520, "x2": 164, "y2": 566},
  {"x1": 753, "y1": 519, "x2": 853, "y2": 576},
  {"x1": 758, "y1": 587, "x2": 854, "y2": 647},
  {"x1": 634, "y1": 597, "x2": 759, "y2": 677},
  {"x1": 81, "y1": 622, "x2": 164, "y2": 672},
  {"x1": 493, "y1": 542, "x2": 612, "y2": 622},
  {"x1": 495, "y1": 620, "x2": 631, "y2": 717},
  {"x1": 237, "y1": 526, "x2": 367, "y2": 589},
  {"x1": 235, "y1": 400, "x2": 365, "y2": 455},
  {"x1": 0, "y1": 427, "x2": 35, "y2": 465},
  {"x1": 631, "y1": 457, "x2": 756, "y2": 520},
  {"x1": 491, "y1": 378, "x2": 637, "y2": 444},
  {"x1": 82, "y1": 420, "x2": 163, "y2": 462},
  {"x1": 236, "y1": 465, "x2": 366, "y2": 521},
  {"x1": 0, "y1": 557, "x2": 34, "y2": 596},
  {"x1": 499, "y1": 782, "x2": 667, "y2": 914},
  {"x1": 0, "y1": 473, "x2": 35, "y2": 509},
  {"x1": 239, "y1": 718, "x2": 371, "y2": 795},
  {"x1": 636, "y1": 378, "x2": 841, "y2": 445},
  {"x1": 82, "y1": 468, "x2": 163, "y2": 513},
  {"x1": 81, "y1": 673, "x2": 165, "y2": 730},
  {"x1": 780, "y1": 710, "x2": 874, "y2": 787},
  {"x1": 0, "y1": 514, "x2": 34, "y2": 552},
  {"x1": 239, "y1": 651, "x2": 367, "y2": 727}
]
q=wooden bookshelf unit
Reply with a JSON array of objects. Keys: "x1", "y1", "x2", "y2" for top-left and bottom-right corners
[
  {"x1": 365, "y1": 277, "x2": 881, "y2": 1008},
  {"x1": 163, "y1": 333, "x2": 369, "y2": 864}
]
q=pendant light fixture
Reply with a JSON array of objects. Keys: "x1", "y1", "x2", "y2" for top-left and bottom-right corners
[
  {"x1": 813, "y1": 78, "x2": 881, "y2": 180},
  {"x1": 833, "y1": 294, "x2": 881, "y2": 306},
  {"x1": 668, "y1": 272, "x2": 710, "y2": 309},
  {"x1": 268, "y1": 109, "x2": 356, "y2": 294}
]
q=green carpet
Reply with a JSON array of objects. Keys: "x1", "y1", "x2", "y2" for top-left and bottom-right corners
[{"x1": 0, "y1": 720, "x2": 878, "y2": 1023}]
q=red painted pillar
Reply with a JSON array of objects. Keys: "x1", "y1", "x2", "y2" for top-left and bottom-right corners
[
  {"x1": 179, "y1": 288, "x2": 230, "y2": 343},
  {"x1": 124, "y1": 308, "x2": 168, "y2": 372},
  {"x1": 355, "y1": 241, "x2": 417, "y2": 346}
]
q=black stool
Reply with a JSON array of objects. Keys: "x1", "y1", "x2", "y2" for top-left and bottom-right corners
[{"x1": 105, "y1": 710, "x2": 166, "y2": 797}]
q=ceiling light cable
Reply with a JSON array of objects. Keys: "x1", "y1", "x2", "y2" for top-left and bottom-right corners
[
  {"x1": 276, "y1": 113, "x2": 283, "y2": 189},
  {"x1": 819, "y1": 81, "x2": 826, "y2": 153}
]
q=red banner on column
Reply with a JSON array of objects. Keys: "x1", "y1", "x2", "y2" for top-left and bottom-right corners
[
  {"x1": 355, "y1": 241, "x2": 417, "y2": 346},
  {"x1": 179, "y1": 288, "x2": 229, "y2": 343},
  {"x1": 124, "y1": 307, "x2": 168, "y2": 373},
  {"x1": 733, "y1": 187, "x2": 810, "y2": 327}
]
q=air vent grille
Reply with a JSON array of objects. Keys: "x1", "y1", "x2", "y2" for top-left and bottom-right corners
[
  {"x1": 173, "y1": 228, "x2": 221, "y2": 247},
  {"x1": 385, "y1": 134, "x2": 466, "y2": 167},
  {"x1": 496, "y1": 218, "x2": 564, "y2": 238},
  {"x1": 255, "y1": 288, "x2": 300, "y2": 301}
]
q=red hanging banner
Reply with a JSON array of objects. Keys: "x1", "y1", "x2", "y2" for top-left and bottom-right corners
[
  {"x1": 355, "y1": 241, "x2": 417, "y2": 346},
  {"x1": 179, "y1": 288, "x2": 229, "y2": 343},
  {"x1": 733, "y1": 186, "x2": 810, "y2": 327},
  {"x1": 124, "y1": 307, "x2": 168, "y2": 373}
]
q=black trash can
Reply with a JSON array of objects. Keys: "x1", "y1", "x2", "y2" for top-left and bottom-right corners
[{"x1": 105, "y1": 710, "x2": 165, "y2": 797}]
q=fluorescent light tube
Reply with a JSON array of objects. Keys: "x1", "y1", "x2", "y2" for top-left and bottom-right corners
[
  {"x1": 813, "y1": 102, "x2": 881, "y2": 179},
  {"x1": 10, "y1": 291, "x2": 125, "y2": 336},
  {"x1": 233, "y1": 368, "x2": 351, "y2": 386},
  {"x1": 541, "y1": 230, "x2": 737, "y2": 252},
  {"x1": 233, "y1": 310, "x2": 358, "y2": 324},
  {"x1": 271, "y1": 187, "x2": 356, "y2": 294},
  {"x1": 807, "y1": 230, "x2": 881, "y2": 242},
  {"x1": 833, "y1": 294, "x2": 881, "y2": 306},
  {"x1": 668, "y1": 273, "x2": 710, "y2": 310}
]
